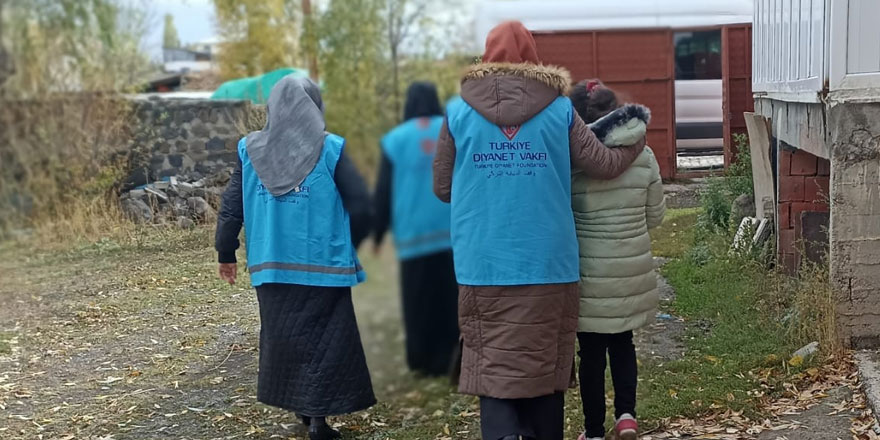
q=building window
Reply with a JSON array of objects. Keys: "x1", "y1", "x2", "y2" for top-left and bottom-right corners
[{"x1": 674, "y1": 30, "x2": 722, "y2": 80}]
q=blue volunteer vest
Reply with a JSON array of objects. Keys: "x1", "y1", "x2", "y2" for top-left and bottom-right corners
[
  {"x1": 381, "y1": 116, "x2": 452, "y2": 260},
  {"x1": 239, "y1": 134, "x2": 366, "y2": 287},
  {"x1": 446, "y1": 96, "x2": 579, "y2": 286}
]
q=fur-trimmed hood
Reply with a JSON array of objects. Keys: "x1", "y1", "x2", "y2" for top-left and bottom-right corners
[
  {"x1": 460, "y1": 63, "x2": 573, "y2": 126},
  {"x1": 588, "y1": 104, "x2": 651, "y2": 148}
]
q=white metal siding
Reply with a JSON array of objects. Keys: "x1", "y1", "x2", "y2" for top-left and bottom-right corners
[
  {"x1": 830, "y1": 0, "x2": 880, "y2": 92},
  {"x1": 845, "y1": 0, "x2": 880, "y2": 74},
  {"x1": 752, "y1": 0, "x2": 826, "y2": 98}
]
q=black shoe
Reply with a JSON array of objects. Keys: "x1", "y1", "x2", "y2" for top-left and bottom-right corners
[
  {"x1": 500, "y1": 436, "x2": 519, "y2": 440},
  {"x1": 309, "y1": 423, "x2": 341, "y2": 440},
  {"x1": 298, "y1": 414, "x2": 311, "y2": 427}
]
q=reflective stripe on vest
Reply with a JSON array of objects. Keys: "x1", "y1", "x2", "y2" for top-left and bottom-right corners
[
  {"x1": 381, "y1": 116, "x2": 452, "y2": 260},
  {"x1": 239, "y1": 134, "x2": 366, "y2": 287},
  {"x1": 446, "y1": 96, "x2": 579, "y2": 286}
]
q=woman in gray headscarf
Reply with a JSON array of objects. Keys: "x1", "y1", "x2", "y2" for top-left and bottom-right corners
[{"x1": 215, "y1": 76, "x2": 375, "y2": 440}]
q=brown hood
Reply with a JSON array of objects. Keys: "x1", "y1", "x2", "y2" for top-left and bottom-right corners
[{"x1": 460, "y1": 62, "x2": 572, "y2": 126}]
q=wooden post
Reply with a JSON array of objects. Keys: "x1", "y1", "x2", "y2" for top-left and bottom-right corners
[{"x1": 744, "y1": 112, "x2": 774, "y2": 219}]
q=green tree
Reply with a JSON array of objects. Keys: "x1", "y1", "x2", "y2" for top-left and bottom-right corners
[
  {"x1": 315, "y1": 0, "x2": 387, "y2": 170},
  {"x1": 212, "y1": 0, "x2": 299, "y2": 80},
  {"x1": 1, "y1": 0, "x2": 151, "y2": 97},
  {"x1": 304, "y1": 0, "x2": 471, "y2": 171},
  {"x1": 163, "y1": 13, "x2": 180, "y2": 49}
]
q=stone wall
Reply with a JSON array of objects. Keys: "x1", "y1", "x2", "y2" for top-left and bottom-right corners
[
  {"x1": 829, "y1": 103, "x2": 880, "y2": 349},
  {"x1": 127, "y1": 96, "x2": 266, "y2": 187}
]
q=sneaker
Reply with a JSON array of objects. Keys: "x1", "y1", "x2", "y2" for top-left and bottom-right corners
[{"x1": 614, "y1": 413, "x2": 638, "y2": 440}]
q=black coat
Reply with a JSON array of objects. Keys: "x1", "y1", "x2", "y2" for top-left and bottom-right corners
[{"x1": 215, "y1": 152, "x2": 372, "y2": 263}]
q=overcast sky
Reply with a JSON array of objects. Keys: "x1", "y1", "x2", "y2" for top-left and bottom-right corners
[
  {"x1": 145, "y1": 0, "x2": 216, "y2": 60},
  {"x1": 143, "y1": 0, "x2": 479, "y2": 61}
]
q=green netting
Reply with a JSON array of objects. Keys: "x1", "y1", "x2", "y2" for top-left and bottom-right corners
[{"x1": 211, "y1": 68, "x2": 310, "y2": 104}]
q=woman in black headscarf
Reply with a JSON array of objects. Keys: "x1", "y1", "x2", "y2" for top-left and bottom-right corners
[
  {"x1": 373, "y1": 82, "x2": 460, "y2": 378},
  {"x1": 215, "y1": 76, "x2": 375, "y2": 440}
]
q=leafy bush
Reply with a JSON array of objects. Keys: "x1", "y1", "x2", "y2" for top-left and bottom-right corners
[{"x1": 698, "y1": 134, "x2": 755, "y2": 232}]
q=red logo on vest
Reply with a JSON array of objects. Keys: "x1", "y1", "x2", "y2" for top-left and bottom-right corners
[
  {"x1": 500, "y1": 125, "x2": 521, "y2": 141},
  {"x1": 421, "y1": 139, "x2": 436, "y2": 154}
]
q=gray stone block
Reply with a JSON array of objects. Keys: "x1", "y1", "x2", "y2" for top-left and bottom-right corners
[
  {"x1": 168, "y1": 154, "x2": 184, "y2": 168},
  {"x1": 121, "y1": 198, "x2": 152, "y2": 224},
  {"x1": 191, "y1": 121, "x2": 210, "y2": 138},
  {"x1": 174, "y1": 109, "x2": 196, "y2": 124},
  {"x1": 189, "y1": 139, "x2": 206, "y2": 153},
  {"x1": 206, "y1": 137, "x2": 226, "y2": 151}
]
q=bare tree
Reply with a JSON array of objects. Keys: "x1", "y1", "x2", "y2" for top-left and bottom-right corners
[
  {"x1": 386, "y1": 0, "x2": 428, "y2": 121},
  {"x1": 301, "y1": 0, "x2": 319, "y2": 81}
]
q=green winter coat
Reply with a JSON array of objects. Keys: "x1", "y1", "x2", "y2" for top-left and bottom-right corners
[{"x1": 572, "y1": 146, "x2": 666, "y2": 334}]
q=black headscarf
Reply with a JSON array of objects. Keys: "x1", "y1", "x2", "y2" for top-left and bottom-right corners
[{"x1": 403, "y1": 81, "x2": 443, "y2": 121}]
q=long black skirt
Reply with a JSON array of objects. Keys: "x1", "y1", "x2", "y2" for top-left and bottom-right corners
[
  {"x1": 255, "y1": 283, "x2": 376, "y2": 416},
  {"x1": 400, "y1": 250, "x2": 460, "y2": 376}
]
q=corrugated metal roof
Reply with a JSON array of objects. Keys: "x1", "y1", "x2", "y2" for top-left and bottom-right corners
[{"x1": 476, "y1": 0, "x2": 753, "y2": 46}]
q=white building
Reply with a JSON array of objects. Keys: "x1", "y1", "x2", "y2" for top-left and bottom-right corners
[{"x1": 752, "y1": 0, "x2": 880, "y2": 347}]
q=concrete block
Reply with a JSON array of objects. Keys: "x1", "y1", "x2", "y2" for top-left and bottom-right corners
[
  {"x1": 832, "y1": 185, "x2": 880, "y2": 217},
  {"x1": 829, "y1": 103, "x2": 880, "y2": 164},
  {"x1": 838, "y1": 313, "x2": 880, "y2": 349},
  {"x1": 791, "y1": 150, "x2": 818, "y2": 175},
  {"x1": 779, "y1": 228, "x2": 796, "y2": 256},
  {"x1": 779, "y1": 252, "x2": 798, "y2": 276},
  {"x1": 779, "y1": 202, "x2": 791, "y2": 229},
  {"x1": 804, "y1": 176, "x2": 830, "y2": 203},
  {"x1": 854, "y1": 350, "x2": 880, "y2": 416},
  {"x1": 833, "y1": 160, "x2": 880, "y2": 187},
  {"x1": 780, "y1": 149, "x2": 793, "y2": 175},
  {"x1": 779, "y1": 175, "x2": 805, "y2": 202}
]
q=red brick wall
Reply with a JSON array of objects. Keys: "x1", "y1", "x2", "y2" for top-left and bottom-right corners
[{"x1": 778, "y1": 149, "x2": 830, "y2": 272}]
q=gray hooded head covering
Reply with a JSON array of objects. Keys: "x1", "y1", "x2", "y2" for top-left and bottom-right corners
[{"x1": 246, "y1": 76, "x2": 326, "y2": 197}]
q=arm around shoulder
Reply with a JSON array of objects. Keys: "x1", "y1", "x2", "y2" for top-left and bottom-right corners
[
  {"x1": 432, "y1": 119, "x2": 455, "y2": 203},
  {"x1": 569, "y1": 111, "x2": 645, "y2": 180}
]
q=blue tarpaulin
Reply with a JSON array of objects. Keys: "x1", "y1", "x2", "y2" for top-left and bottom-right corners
[{"x1": 211, "y1": 68, "x2": 310, "y2": 104}]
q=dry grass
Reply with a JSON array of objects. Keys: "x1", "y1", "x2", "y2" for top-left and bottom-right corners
[
  {"x1": 782, "y1": 260, "x2": 840, "y2": 356},
  {"x1": 0, "y1": 95, "x2": 138, "y2": 244}
]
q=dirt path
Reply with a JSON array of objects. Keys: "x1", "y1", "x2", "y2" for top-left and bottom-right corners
[{"x1": 0, "y1": 232, "x2": 876, "y2": 440}]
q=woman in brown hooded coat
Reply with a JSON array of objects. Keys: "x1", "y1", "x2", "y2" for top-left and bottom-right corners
[{"x1": 433, "y1": 21, "x2": 646, "y2": 440}]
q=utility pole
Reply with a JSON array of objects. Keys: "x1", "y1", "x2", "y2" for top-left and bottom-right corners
[{"x1": 302, "y1": 0, "x2": 319, "y2": 82}]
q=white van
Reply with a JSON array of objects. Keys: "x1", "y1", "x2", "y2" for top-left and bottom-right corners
[{"x1": 475, "y1": 0, "x2": 754, "y2": 154}]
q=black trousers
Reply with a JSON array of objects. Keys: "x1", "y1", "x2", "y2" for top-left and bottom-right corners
[
  {"x1": 479, "y1": 392, "x2": 564, "y2": 440},
  {"x1": 577, "y1": 331, "x2": 637, "y2": 438},
  {"x1": 400, "y1": 251, "x2": 459, "y2": 376}
]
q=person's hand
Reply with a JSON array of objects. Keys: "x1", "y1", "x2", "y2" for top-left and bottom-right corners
[
  {"x1": 372, "y1": 241, "x2": 382, "y2": 256},
  {"x1": 219, "y1": 263, "x2": 237, "y2": 285},
  {"x1": 627, "y1": 135, "x2": 647, "y2": 152}
]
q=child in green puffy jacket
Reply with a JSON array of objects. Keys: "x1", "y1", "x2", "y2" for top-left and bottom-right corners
[{"x1": 570, "y1": 80, "x2": 666, "y2": 440}]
